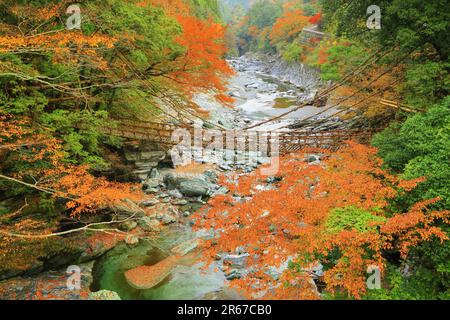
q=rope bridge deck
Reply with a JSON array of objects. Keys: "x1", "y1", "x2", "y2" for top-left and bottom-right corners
[{"x1": 102, "y1": 119, "x2": 374, "y2": 156}]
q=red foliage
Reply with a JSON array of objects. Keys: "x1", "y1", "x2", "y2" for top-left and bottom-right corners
[
  {"x1": 193, "y1": 142, "x2": 450, "y2": 299},
  {"x1": 309, "y1": 13, "x2": 322, "y2": 24}
]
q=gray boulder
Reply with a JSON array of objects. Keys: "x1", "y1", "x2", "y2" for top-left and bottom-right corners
[
  {"x1": 140, "y1": 198, "x2": 159, "y2": 207},
  {"x1": 178, "y1": 180, "x2": 210, "y2": 197},
  {"x1": 157, "y1": 212, "x2": 177, "y2": 225},
  {"x1": 225, "y1": 269, "x2": 243, "y2": 281},
  {"x1": 173, "y1": 199, "x2": 188, "y2": 206},
  {"x1": 138, "y1": 217, "x2": 161, "y2": 232},
  {"x1": 149, "y1": 168, "x2": 160, "y2": 179},
  {"x1": 167, "y1": 189, "x2": 183, "y2": 199},
  {"x1": 223, "y1": 253, "x2": 250, "y2": 268},
  {"x1": 163, "y1": 173, "x2": 212, "y2": 197},
  {"x1": 143, "y1": 178, "x2": 160, "y2": 190}
]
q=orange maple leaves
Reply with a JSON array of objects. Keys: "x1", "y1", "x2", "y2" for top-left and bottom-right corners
[
  {"x1": 270, "y1": 8, "x2": 310, "y2": 45},
  {"x1": 171, "y1": 15, "x2": 234, "y2": 103},
  {"x1": 136, "y1": 0, "x2": 235, "y2": 104},
  {"x1": 0, "y1": 113, "x2": 142, "y2": 218},
  {"x1": 194, "y1": 141, "x2": 450, "y2": 299}
]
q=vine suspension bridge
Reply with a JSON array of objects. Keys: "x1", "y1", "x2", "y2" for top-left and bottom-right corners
[{"x1": 104, "y1": 119, "x2": 375, "y2": 157}]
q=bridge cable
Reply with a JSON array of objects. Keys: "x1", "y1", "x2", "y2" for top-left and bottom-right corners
[
  {"x1": 243, "y1": 46, "x2": 393, "y2": 130},
  {"x1": 282, "y1": 48, "x2": 415, "y2": 132}
]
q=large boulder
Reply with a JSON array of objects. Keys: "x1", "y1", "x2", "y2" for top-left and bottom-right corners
[
  {"x1": 163, "y1": 173, "x2": 213, "y2": 197},
  {"x1": 178, "y1": 180, "x2": 210, "y2": 197}
]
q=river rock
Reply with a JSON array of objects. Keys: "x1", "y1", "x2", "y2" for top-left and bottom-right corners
[
  {"x1": 306, "y1": 155, "x2": 320, "y2": 163},
  {"x1": 223, "y1": 253, "x2": 250, "y2": 268},
  {"x1": 133, "y1": 169, "x2": 151, "y2": 181},
  {"x1": 124, "y1": 151, "x2": 139, "y2": 162},
  {"x1": 212, "y1": 186, "x2": 228, "y2": 196},
  {"x1": 245, "y1": 82, "x2": 260, "y2": 89},
  {"x1": 111, "y1": 199, "x2": 142, "y2": 216},
  {"x1": 144, "y1": 188, "x2": 159, "y2": 194},
  {"x1": 266, "y1": 176, "x2": 282, "y2": 184},
  {"x1": 178, "y1": 180, "x2": 210, "y2": 197},
  {"x1": 125, "y1": 235, "x2": 139, "y2": 246},
  {"x1": 225, "y1": 269, "x2": 243, "y2": 281},
  {"x1": 140, "y1": 151, "x2": 166, "y2": 162},
  {"x1": 138, "y1": 217, "x2": 161, "y2": 232},
  {"x1": 167, "y1": 189, "x2": 183, "y2": 199},
  {"x1": 149, "y1": 168, "x2": 160, "y2": 179},
  {"x1": 204, "y1": 170, "x2": 218, "y2": 182},
  {"x1": 140, "y1": 198, "x2": 159, "y2": 207},
  {"x1": 157, "y1": 213, "x2": 177, "y2": 225},
  {"x1": 163, "y1": 173, "x2": 212, "y2": 197},
  {"x1": 173, "y1": 199, "x2": 188, "y2": 206},
  {"x1": 143, "y1": 178, "x2": 160, "y2": 190},
  {"x1": 219, "y1": 164, "x2": 232, "y2": 171},
  {"x1": 88, "y1": 290, "x2": 121, "y2": 300},
  {"x1": 183, "y1": 211, "x2": 192, "y2": 217}
]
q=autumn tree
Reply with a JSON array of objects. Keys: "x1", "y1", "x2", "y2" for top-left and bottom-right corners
[
  {"x1": 269, "y1": 6, "x2": 310, "y2": 45},
  {"x1": 194, "y1": 142, "x2": 450, "y2": 299}
]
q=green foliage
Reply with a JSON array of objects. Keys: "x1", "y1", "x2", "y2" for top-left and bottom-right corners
[
  {"x1": 364, "y1": 265, "x2": 437, "y2": 300},
  {"x1": 410, "y1": 230, "x2": 450, "y2": 297},
  {"x1": 233, "y1": 0, "x2": 282, "y2": 53},
  {"x1": 372, "y1": 97, "x2": 450, "y2": 300},
  {"x1": 364, "y1": 241, "x2": 450, "y2": 301},
  {"x1": 190, "y1": 0, "x2": 223, "y2": 20},
  {"x1": 404, "y1": 61, "x2": 450, "y2": 107},
  {"x1": 315, "y1": 43, "x2": 367, "y2": 81},
  {"x1": 247, "y1": 0, "x2": 282, "y2": 29},
  {"x1": 40, "y1": 110, "x2": 114, "y2": 170},
  {"x1": 92, "y1": 0, "x2": 183, "y2": 66},
  {"x1": 326, "y1": 206, "x2": 386, "y2": 234},
  {"x1": 321, "y1": 0, "x2": 449, "y2": 55},
  {"x1": 280, "y1": 43, "x2": 304, "y2": 63},
  {"x1": 373, "y1": 97, "x2": 450, "y2": 209}
]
